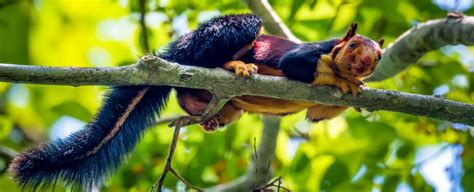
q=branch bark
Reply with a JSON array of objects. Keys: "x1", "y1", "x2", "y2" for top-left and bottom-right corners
[
  {"x1": 242, "y1": 0, "x2": 300, "y2": 43},
  {"x1": 369, "y1": 15, "x2": 474, "y2": 81},
  {"x1": 1, "y1": 56, "x2": 474, "y2": 126}
]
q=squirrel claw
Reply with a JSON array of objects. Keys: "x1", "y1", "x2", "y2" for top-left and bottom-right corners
[
  {"x1": 348, "y1": 83, "x2": 361, "y2": 97},
  {"x1": 224, "y1": 61, "x2": 259, "y2": 78},
  {"x1": 236, "y1": 63, "x2": 258, "y2": 78},
  {"x1": 200, "y1": 117, "x2": 219, "y2": 132}
]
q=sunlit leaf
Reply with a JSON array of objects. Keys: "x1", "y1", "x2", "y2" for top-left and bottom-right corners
[
  {"x1": 320, "y1": 160, "x2": 349, "y2": 190},
  {"x1": 291, "y1": 151, "x2": 310, "y2": 173},
  {"x1": 288, "y1": 0, "x2": 305, "y2": 22},
  {"x1": 0, "y1": 115, "x2": 13, "y2": 141},
  {"x1": 396, "y1": 142, "x2": 413, "y2": 159},
  {"x1": 381, "y1": 175, "x2": 400, "y2": 192}
]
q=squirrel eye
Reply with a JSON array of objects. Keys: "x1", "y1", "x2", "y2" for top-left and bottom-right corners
[{"x1": 349, "y1": 41, "x2": 357, "y2": 49}]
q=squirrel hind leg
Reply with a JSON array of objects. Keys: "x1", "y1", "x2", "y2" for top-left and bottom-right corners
[
  {"x1": 176, "y1": 88, "x2": 213, "y2": 116},
  {"x1": 306, "y1": 105, "x2": 347, "y2": 122},
  {"x1": 176, "y1": 89, "x2": 242, "y2": 132}
]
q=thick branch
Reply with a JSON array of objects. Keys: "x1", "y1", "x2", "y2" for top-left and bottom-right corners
[
  {"x1": 1, "y1": 56, "x2": 473, "y2": 126},
  {"x1": 369, "y1": 16, "x2": 474, "y2": 81},
  {"x1": 0, "y1": 63, "x2": 136, "y2": 86},
  {"x1": 242, "y1": 0, "x2": 300, "y2": 43}
]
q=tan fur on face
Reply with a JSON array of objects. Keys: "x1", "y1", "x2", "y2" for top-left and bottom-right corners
[{"x1": 332, "y1": 35, "x2": 383, "y2": 80}]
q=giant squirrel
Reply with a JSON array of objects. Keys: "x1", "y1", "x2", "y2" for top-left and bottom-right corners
[{"x1": 9, "y1": 14, "x2": 383, "y2": 190}]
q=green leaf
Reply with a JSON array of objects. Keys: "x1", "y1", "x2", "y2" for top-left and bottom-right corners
[
  {"x1": 381, "y1": 175, "x2": 400, "y2": 192},
  {"x1": 288, "y1": 0, "x2": 305, "y2": 22},
  {"x1": 0, "y1": 116, "x2": 12, "y2": 141},
  {"x1": 347, "y1": 116, "x2": 398, "y2": 144},
  {"x1": 396, "y1": 143, "x2": 413, "y2": 159},
  {"x1": 291, "y1": 152, "x2": 310, "y2": 172},
  {"x1": 320, "y1": 160, "x2": 349, "y2": 190},
  {"x1": 309, "y1": 0, "x2": 318, "y2": 9},
  {"x1": 463, "y1": 168, "x2": 474, "y2": 192},
  {"x1": 51, "y1": 101, "x2": 93, "y2": 122}
]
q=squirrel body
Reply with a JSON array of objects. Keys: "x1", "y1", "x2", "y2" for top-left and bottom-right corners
[
  {"x1": 177, "y1": 22, "x2": 383, "y2": 129},
  {"x1": 9, "y1": 14, "x2": 383, "y2": 190}
]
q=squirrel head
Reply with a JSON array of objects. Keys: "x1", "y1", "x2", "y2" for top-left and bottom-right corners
[{"x1": 331, "y1": 23, "x2": 384, "y2": 79}]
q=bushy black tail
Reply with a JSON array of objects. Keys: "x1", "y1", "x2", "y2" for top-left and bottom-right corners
[{"x1": 9, "y1": 86, "x2": 171, "y2": 191}]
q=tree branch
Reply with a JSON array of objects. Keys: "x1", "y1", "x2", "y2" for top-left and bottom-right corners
[
  {"x1": 205, "y1": 116, "x2": 281, "y2": 191},
  {"x1": 213, "y1": 2, "x2": 293, "y2": 190},
  {"x1": 242, "y1": 0, "x2": 300, "y2": 43},
  {"x1": 0, "y1": 145, "x2": 18, "y2": 174},
  {"x1": 1, "y1": 55, "x2": 473, "y2": 126},
  {"x1": 0, "y1": 63, "x2": 135, "y2": 86},
  {"x1": 369, "y1": 15, "x2": 474, "y2": 81}
]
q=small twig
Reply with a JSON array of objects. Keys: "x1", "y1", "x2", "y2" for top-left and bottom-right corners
[
  {"x1": 0, "y1": 145, "x2": 18, "y2": 159},
  {"x1": 253, "y1": 137, "x2": 258, "y2": 161},
  {"x1": 169, "y1": 168, "x2": 202, "y2": 191},
  {"x1": 150, "y1": 94, "x2": 228, "y2": 191},
  {"x1": 254, "y1": 176, "x2": 290, "y2": 191},
  {"x1": 253, "y1": 137, "x2": 259, "y2": 188},
  {"x1": 155, "y1": 115, "x2": 183, "y2": 126},
  {"x1": 150, "y1": 119, "x2": 182, "y2": 192},
  {"x1": 289, "y1": 128, "x2": 310, "y2": 140},
  {"x1": 267, "y1": 177, "x2": 290, "y2": 191},
  {"x1": 260, "y1": 176, "x2": 281, "y2": 189},
  {"x1": 152, "y1": 117, "x2": 203, "y2": 191},
  {"x1": 277, "y1": 178, "x2": 281, "y2": 192},
  {"x1": 200, "y1": 95, "x2": 230, "y2": 120},
  {"x1": 0, "y1": 145, "x2": 18, "y2": 174},
  {"x1": 274, "y1": 184, "x2": 290, "y2": 191}
]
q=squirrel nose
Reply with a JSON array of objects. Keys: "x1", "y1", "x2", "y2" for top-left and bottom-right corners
[{"x1": 360, "y1": 55, "x2": 372, "y2": 66}]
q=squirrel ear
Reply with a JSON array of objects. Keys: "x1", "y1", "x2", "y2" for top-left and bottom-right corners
[
  {"x1": 377, "y1": 38, "x2": 385, "y2": 47},
  {"x1": 342, "y1": 22, "x2": 358, "y2": 41}
]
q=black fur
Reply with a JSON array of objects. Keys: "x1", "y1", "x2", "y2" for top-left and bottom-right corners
[
  {"x1": 9, "y1": 86, "x2": 171, "y2": 191},
  {"x1": 162, "y1": 13, "x2": 263, "y2": 102},
  {"x1": 9, "y1": 14, "x2": 262, "y2": 191},
  {"x1": 278, "y1": 39, "x2": 339, "y2": 83},
  {"x1": 160, "y1": 14, "x2": 263, "y2": 67}
]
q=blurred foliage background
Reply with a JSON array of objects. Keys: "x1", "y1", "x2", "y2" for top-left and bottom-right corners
[{"x1": 1, "y1": 0, "x2": 474, "y2": 191}]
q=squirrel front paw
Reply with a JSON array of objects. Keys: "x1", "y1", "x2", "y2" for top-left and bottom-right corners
[
  {"x1": 223, "y1": 61, "x2": 259, "y2": 78},
  {"x1": 312, "y1": 73, "x2": 362, "y2": 96}
]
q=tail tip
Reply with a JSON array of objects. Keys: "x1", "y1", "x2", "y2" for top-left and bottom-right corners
[
  {"x1": 9, "y1": 153, "x2": 28, "y2": 180},
  {"x1": 8, "y1": 147, "x2": 46, "y2": 187}
]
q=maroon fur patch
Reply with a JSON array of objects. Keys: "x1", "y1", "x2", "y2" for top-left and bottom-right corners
[{"x1": 250, "y1": 35, "x2": 298, "y2": 68}]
